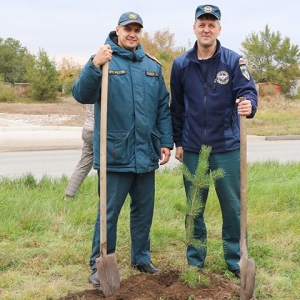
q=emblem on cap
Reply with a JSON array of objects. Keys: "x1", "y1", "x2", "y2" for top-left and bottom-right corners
[
  {"x1": 129, "y1": 13, "x2": 138, "y2": 20},
  {"x1": 204, "y1": 6, "x2": 213, "y2": 13}
]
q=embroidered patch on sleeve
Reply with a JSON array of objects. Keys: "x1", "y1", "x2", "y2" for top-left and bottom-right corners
[
  {"x1": 239, "y1": 57, "x2": 246, "y2": 65},
  {"x1": 240, "y1": 65, "x2": 250, "y2": 80}
]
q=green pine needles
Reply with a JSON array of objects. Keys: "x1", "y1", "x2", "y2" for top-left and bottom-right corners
[
  {"x1": 176, "y1": 145, "x2": 224, "y2": 248},
  {"x1": 176, "y1": 145, "x2": 224, "y2": 288}
]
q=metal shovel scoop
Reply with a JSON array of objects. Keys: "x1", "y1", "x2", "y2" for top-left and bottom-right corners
[
  {"x1": 239, "y1": 97, "x2": 256, "y2": 300},
  {"x1": 96, "y1": 62, "x2": 120, "y2": 297}
]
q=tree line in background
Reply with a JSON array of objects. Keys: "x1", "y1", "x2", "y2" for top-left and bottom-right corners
[
  {"x1": 0, "y1": 25, "x2": 300, "y2": 101},
  {"x1": 242, "y1": 25, "x2": 300, "y2": 95}
]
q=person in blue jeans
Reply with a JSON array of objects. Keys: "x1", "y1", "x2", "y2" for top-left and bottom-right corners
[
  {"x1": 72, "y1": 11, "x2": 173, "y2": 287},
  {"x1": 170, "y1": 4, "x2": 258, "y2": 278}
]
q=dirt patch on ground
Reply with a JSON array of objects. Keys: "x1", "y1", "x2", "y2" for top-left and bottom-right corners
[
  {"x1": 0, "y1": 97, "x2": 86, "y2": 126},
  {"x1": 57, "y1": 269, "x2": 240, "y2": 300}
]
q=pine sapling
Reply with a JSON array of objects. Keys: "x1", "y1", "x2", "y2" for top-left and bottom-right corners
[{"x1": 176, "y1": 145, "x2": 224, "y2": 287}]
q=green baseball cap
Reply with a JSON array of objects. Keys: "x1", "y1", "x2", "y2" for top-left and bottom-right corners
[
  {"x1": 118, "y1": 12, "x2": 143, "y2": 28},
  {"x1": 195, "y1": 5, "x2": 221, "y2": 20}
]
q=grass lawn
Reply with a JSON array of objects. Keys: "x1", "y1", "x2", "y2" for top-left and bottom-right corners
[{"x1": 0, "y1": 162, "x2": 300, "y2": 299}]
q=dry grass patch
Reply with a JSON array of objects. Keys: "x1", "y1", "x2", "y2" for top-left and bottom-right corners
[{"x1": 247, "y1": 95, "x2": 300, "y2": 136}]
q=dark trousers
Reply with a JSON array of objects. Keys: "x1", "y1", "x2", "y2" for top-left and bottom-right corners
[
  {"x1": 183, "y1": 150, "x2": 241, "y2": 271},
  {"x1": 90, "y1": 171, "x2": 155, "y2": 270}
]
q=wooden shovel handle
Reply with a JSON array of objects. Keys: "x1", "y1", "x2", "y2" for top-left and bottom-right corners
[
  {"x1": 239, "y1": 97, "x2": 248, "y2": 256},
  {"x1": 100, "y1": 62, "x2": 109, "y2": 256}
]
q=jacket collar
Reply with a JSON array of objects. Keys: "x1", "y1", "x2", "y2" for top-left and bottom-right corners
[
  {"x1": 187, "y1": 39, "x2": 221, "y2": 63},
  {"x1": 106, "y1": 31, "x2": 145, "y2": 62}
]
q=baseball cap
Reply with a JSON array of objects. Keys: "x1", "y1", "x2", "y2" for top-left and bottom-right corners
[
  {"x1": 195, "y1": 5, "x2": 221, "y2": 20},
  {"x1": 118, "y1": 12, "x2": 143, "y2": 27}
]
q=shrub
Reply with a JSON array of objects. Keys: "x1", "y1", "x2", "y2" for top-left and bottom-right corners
[
  {"x1": 0, "y1": 84, "x2": 15, "y2": 102},
  {"x1": 25, "y1": 49, "x2": 59, "y2": 101},
  {"x1": 61, "y1": 77, "x2": 75, "y2": 95}
]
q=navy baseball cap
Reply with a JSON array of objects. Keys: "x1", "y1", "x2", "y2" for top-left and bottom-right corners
[
  {"x1": 118, "y1": 12, "x2": 143, "y2": 27},
  {"x1": 195, "y1": 5, "x2": 221, "y2": 20}
]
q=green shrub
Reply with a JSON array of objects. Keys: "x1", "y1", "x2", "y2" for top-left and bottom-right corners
[
  {"x1": 25, "y1": 49, "x2": 59, "y2": 101},
  {"x1": 0, "y1": 84, "x2": 15, "y2": 102},
  {"x1": 61, "y1": 77, "x2": 75, "y2": 95}
]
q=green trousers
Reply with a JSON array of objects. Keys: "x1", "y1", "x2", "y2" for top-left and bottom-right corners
[
  {"x1": 183, "y1": 149, "x2": 240, "y2": 271},
  {"x1": 90, "y1": 171, "x2": 155, "y2": 270}
]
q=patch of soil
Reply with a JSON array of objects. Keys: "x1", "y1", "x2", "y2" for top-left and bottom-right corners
[
  {"x1": 0, "y1": 97, "x2": 86, "y2": 126},
  {"x1": 57, "y1": 270, "x2": 240, "y2": 300}
]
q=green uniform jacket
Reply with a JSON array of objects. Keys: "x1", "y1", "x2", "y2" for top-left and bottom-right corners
[{"x1": 72, "y1": 31, "x2": 173, "y2": 173}]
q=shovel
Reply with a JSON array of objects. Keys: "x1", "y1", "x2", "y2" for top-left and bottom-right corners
[
  {"x1": 239, "y1": 97, "x2": 256, "y2": 300},
  {"x1": 95, "y1": 61, "x2": 120, "y2": 297}
]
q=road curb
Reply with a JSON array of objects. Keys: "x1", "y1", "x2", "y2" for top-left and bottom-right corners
[{"x1": 265, "y1": 135, "x2": 300, "y2": 141}]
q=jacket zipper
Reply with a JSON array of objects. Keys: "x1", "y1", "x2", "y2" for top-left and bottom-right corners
[
  {"x1": 203, "y1": 82, "x2": 207, "y2": 144},
  {"x1": 200, "y1": 59, "x2": 220, "y2": 145}
]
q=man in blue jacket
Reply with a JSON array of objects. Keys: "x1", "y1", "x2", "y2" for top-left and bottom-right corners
[
  {"x1": 72, "y1": 11, "x2": 173, "y2": 287},
  {"x1": 170, "y1": 4, "x2": 258, "y2": 278}
]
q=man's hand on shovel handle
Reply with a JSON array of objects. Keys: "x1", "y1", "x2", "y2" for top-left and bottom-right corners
[
  {"x1": 236, "y1": 98, "x2": 252, "y2": 116},
  {"x1": 92, "y1": 45, "x2": 113, "y2": 67}
]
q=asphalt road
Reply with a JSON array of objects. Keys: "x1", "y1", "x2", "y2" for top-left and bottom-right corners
[{"x1": 1, "y1": 139, "x2": 300, "y2": 181}]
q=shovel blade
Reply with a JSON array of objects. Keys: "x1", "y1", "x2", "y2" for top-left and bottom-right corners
[
  {"x1": 96, "y1": 253, "x2": 120, "y2": 297},
  {"x1": 240, "y1": 257, "x2": 256, "y2": 300}
]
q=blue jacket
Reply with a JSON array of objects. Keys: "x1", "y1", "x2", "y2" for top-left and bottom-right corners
[
  {"x1": 72, "y1": 31, "x2": 173, "y2": 173},
  {"x1": 170, "y1": 40, "x2": 258, "y2": 154}
]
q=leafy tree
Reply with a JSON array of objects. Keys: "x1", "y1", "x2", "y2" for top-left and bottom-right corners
[
  {"x1": 57, "y1": 57, "x2": 82, "y2": 95},
  {"x1": 241, "y1": 25, "x2": 300, "y2": 95},
  {"x1": 0, "y1": 37, "x2": 33, "y2": 83},
  {"x1": 153, "y1": 28, "x2": 176, "y2": 52},
  {"x1": 25, "y1": 48, "x2": 59, "y2": 101},
  {"x1": 141, "y1": 28, "x2": 185, "y2": 91}
]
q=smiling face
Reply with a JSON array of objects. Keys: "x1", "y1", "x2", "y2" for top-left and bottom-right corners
[
  {"x1": 193, "y1": 16, "x2": 221, "y2": 49},
  {"x1": 116, "y1": 23, "x2": 143, "y2": 51}
]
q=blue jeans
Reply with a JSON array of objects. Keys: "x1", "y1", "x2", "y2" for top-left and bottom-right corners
[
  {"x1": 183, "y1": 150, "x2": 240, "y2": 271},
  {"x1": 90, "y1": 171, "x2": 155, "y2": 270}
]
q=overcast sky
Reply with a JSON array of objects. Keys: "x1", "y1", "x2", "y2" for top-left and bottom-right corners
[{"x1": 1, "y1": 0, "x2": 299, "y2": 65}]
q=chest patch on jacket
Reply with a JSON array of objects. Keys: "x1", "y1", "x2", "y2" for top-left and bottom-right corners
[
  {"x1": 146, "y1": 71, "x2": 158, "y2": 77},
  {"x1": 109, "y1": 70, "x2": 126, "y2": 75},
  {"x1": 216, "y1": 71, "x2": 229, "y2": 84}
]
